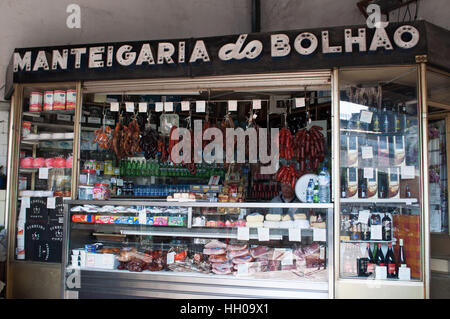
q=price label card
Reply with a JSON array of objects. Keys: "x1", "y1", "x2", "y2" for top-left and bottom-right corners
[
  {"x1": 116, "y1": 179, "x2": 123, "y2": 187},
  {"x1": 313, "y1": 228, "x2": 326, "y2": 242},
  {"x1": 237, "y1": 263, "x2": 249, "y2": 275},
  {"x1": 125, "y1": 102, "x2": 134, "y2": 112},
  {"x1": 295, "y1": 97, "x2": 306, "y2": 108},
  {"x1": 164, "y1": 102, "x2": 174, "y2": 112},
  {"x1": 181, "y1": 101, "x2": 190, "y2": 111},
  {"x1": 47, "y1": 197, "x2": 56, "y2": 209},
  {"x1": 401, "y1": 166, "x2": 415, "y2": 179},
  {"x1": 358, "y1": 210, "x2": 370, "y2": 224},
  {"x1": 196, "y1": 100, "x2": 206, "y2": 113},
  {"x1": 110, "y1": 102, "x2": 119, "y2": 112},
  {"x1": 375, "y1": 265, "x2": 387, "y2": 280},
  {"x1": 363, "y1": 167, "x2": 374, "y2": 179},
  {"x1": 237, "y1": 227, "x2": 250, "y2": 241},
  {"x1": 361, "y1": 146, "x2": 373, "y2": 159},
  {"x1": 155, "y1": 102, "x2": 164, "y2": 112},
  {"x1": 22, "y1": 197, "x2": 30, "y2": 209},
  {"x1": 281, "y1": 250, "x2": 294, "y2": 265},
  {"x1": 252, "y1": 99, "x2": 261, "y2": 110},
  {"x1": 288, "y1": 227, "x2": 301, "y2": 242},
  {"x1": 228, "y1": 100, "x2": 237, "y2": 112},
  {"x1": 257, "y1": 227, "x2": 270, "y2": 241},
  {"x1": 398, "y1": 267, "x2": 411, "y2": 280},
  {"x1": 167, "y1": 252, "x2": 175, "y2": 264},
  {"x1": 139, "y1": 211, "x2": 147, "y2": 225},
  {"x1": 138, "y1": 102, "x2": 147, "y2": 113},
  {"x1": 39, "y1": 168, "x2": 49, "y2": 179},
  {"x1": 370, "y1": 225, "x2": 382, "y2": 240},
  {"x1": 360, "y1": 110, "x2": 373, "y2": 124}
]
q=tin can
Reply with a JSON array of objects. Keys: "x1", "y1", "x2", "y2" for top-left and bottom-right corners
[
  {"x1": 66, "y1": 89, "x2": 77, "y2": 110},
  {"x1": 22, "y1": 121, "x2": 32, "y2": 137},
  {"x1": 53, "y1": 90, "x2": 66, "y2": 110},
  {"x1": 43, "y1": 91, "x2": 54, "y2": 111},
  {"x1": 29, "y1": 92, "x2": 43, "y2": 111}
]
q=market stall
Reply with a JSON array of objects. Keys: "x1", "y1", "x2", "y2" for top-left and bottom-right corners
[{"x1": 5, "y1": 20, "x2": 450, "y2": 299}]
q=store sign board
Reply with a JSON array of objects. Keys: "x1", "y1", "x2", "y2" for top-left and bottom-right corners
[{"x1": 12, "y1": 22, "x2": 427, "y2": 83}]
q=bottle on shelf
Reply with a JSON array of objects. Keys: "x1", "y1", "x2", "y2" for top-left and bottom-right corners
[
  {"x1": 313, "y1": 180, "x2": 319, "y2": 203},
  {"x1": 318, "y1": 166, "x2": 330, "y2": 203},
  {"x1": 382, "y1": 213, "x2": 392, "y2": 241},
  {"x1": 400, "y1": 102, "x2": 409, "y2": 133},
  {"x1": 398, "y1": 238, "x2": 407, "y2": 268},
  {"x1": 366, "y1": 243, "x2": 375, "y2": 275},
  {"x1": 385, "y1": 242, "x2": 397, "y2": 278},
  {"x1": 393, "y1": 104, "x2": 401, "y2": 133},
  {"x1": 405, "y1": 185, "x2": 411, "y2": 198},
  {"x1": 372, "y1": 109, "x2": 381, "y2": 132},
  {"x1": 374, "y1": 243, "x2": 385, "y2": 266},
  {"x1": 381, "y1": 103, "x2": 390, "y2": 133},
  {"x1": 306, "y1": 179, "x2": 314, "y2": 203}
]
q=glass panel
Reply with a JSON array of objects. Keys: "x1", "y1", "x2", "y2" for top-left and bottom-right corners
[
  {"x1": 16, "y1": 85, "x2": 76, "y2": 262},
  {"x1": 339, "y1": 66, "x2": 421, "y2": 281}
]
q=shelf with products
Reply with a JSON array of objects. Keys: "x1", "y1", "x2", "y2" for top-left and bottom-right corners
[
  {"x1": 340, "y1": 198, "x2": 418, "y2": 205},
  {"x1": 23, "y1": 109, "x2": 75, "y2": 117}
]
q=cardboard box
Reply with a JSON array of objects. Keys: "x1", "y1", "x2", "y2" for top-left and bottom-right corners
[{"x1": 85, "y1": 252, "x2": 119, "y2": 269}]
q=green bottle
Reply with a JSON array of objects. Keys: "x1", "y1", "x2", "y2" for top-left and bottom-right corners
[
  {"x1": 126, "y1": 160, "x2": 132, "y2": 176},
  {"x1": 313, "y1": 181, "x2": 319, "y2": 203}
]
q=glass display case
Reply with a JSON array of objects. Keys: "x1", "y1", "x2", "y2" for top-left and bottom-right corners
[
  {"x1": 338, "y1": 66, "x2": 422, "y2": 282},
  {"x1": 62, "y1": 200, "x2": 333, "y2": 298}
]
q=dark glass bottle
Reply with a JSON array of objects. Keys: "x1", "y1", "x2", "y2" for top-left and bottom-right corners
[
  {"x1": 393, "y1": 104, "x2": 401, "y2": 133},
  {"x1": 399, "y1": 238, "x2": 407, "y2": 267},
  {"x1": 366, "y1": 243, "x2": 375, "y2": 275},
  {"x1": 405, "y1": 185, "x2": 411, "y2": 198},
  {"x1": 401, "y1": 103, "x2": 409, "y2": 133},
  {"x1": 372, "y1": 109, "x2": 381, "y2": 132},
  {"x1": 385, "y1": 242, "x2": 397, "y2": 278},
  {"x1": 375, "y1": 243, "x2": 385, "y2": 266},
  {"x1": 382, "y1": 103, "x2": 390, "y2": 133},
  {"x1": 382, "y1": 213, "x2": 392, "y2": 241}
]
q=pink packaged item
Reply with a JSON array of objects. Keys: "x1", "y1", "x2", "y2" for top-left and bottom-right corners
[
  {"x1": 29, "y1": 92, "x2": 43, "y2": 111},
  {"x1": 32, "y1": 157, "x2": 45, "y2": 168},
  {"x1": 66, "y1": 156, "x2": 73, "y2": 168},
  {"x1": 54, "y1": 157, "x2": 66, "y2": 168},
  {"x1": 20, "y1": 157, "x2": 34, "y2": 168},
  {"x1": 45, "y1": 158, "x2": 55, "y2": 168}
]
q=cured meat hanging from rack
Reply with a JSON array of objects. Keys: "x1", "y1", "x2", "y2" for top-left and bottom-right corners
[{"x1": 293, "y1": 125, "x2": 325, "y2": 173}]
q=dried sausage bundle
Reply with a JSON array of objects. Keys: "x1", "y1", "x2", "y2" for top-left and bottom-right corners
[
  {"x1": 276, "y1": 163, "x2": 300, "y2": 189},
  {"x1": 279, "y1": 128, "x2": 294, "y2": 160},
  {"x1": 294, "y1": 125, "x2": 325, "y2": 173},
  {"x1": 139, "y1": 126, "x2": 159, "y2": 160},
  {"x1": 93, "y1": 126, "x2": 113, "y2": 149}
]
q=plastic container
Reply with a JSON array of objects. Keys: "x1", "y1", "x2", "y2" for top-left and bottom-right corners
[
  {"x1": 80, "y1": 169, "x2": 97, "y2": 186},
  {"x1": 78, "y1": 185, "x2": 94, "y2": 200}
]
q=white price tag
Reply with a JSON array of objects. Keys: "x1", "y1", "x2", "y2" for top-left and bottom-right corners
[
  {"x1": 295, "y1": 97, "x2": 306, "y2": 108},
  {"x1": 125, "y1": 102, "x2": 134, "y2": 112},
  {"x1": 398, "y1": 267, "x2": 411, "y2": 280},
  {"x1": 257, "y1": 227, "x2": 270, "y2": 241},
  {"x1": 116, "y1": 179, "x2": 123, "y2": 187},
  {"x1": 375, "y1": 265, "x2": 387, "y2": 280},
  {"x1": 110, "y1": 102, "x2": 119, "y2": 112},
  {"x1": 313, "y1": 228, "x2": 326, "y2": 242},
  {"x1": 138, "y1": 102, "x2": 147, "y2": 113},
  {"x1": 155, "y1": 102, "x2": 164, "y2": 112},
  {"x1": 228, "y1": 100, "x2": 237, "y2": 112},
  {"x1": 139, "y1": 211, "x2": 147, "y2": 225},
  {"x1": 370, "y1": 225, "x2": 382, "y2": 240},
  {"x1": 364, "y1": 167, "x2": 374, "y2": 179},
  {"x1": 252, "y1": 99, "x2": 261, "y2": 110},
  {"x1": 47, "y1": 197, "x2": 56, "y2": 209},
  {"x1": 361, "y1": 146, "x2": 373, "y2": 159},
  {"x1": 281, "y1": 250, "x2": 294, "y2": 265},
  {"x1": 39, "y1": 168, "x2": 49, "y2": 179},
  {"x1": 288, "y1": 227, "x2": 301, "y2": 242},
  {"x1": 237, "y1": 263, "x2": 249, "y2": 275},
  {"x1": 181, "y1": 101, "x2": 190, "y2": 111},
  {"x1": 237, "y1": 227, "x2": 250, "y2": 241},
  {"x1": 358, "y1": 210, "x2": 370, "y2": 224},
  {"x1": 167, "y1": 252, "x2": 175, "y2": 265},
  {"x1": 401, "y1": 166, "x2": 415, "y2": 179},
  {"x1": 164, "y1": 102, "x2": 174, "y2": 112},
  {"x1": 196, "y1": 101, "x2": 206, "y2": 113},
  {"x1": 22, "y1": 197, "x2": 30, "y2": 209},
  {"x1": 360, "y1": 110, "x2": 373, "y2": 124}
]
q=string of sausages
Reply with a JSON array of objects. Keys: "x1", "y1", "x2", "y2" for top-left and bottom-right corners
[
  {"x1": 293, "y1": 125, "x2": 325, "y2": 173},
  {"x1": 276, "y1": 163, "x2": 301, "y2": 189}
]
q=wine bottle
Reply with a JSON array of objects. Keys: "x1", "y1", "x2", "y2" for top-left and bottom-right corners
[
  {"x1": 399, "y1": 238, "x2": 407, "y2": 267},
  {"x1": 393, "y1": 104, "x2": 401, "y2": 133},
  {"x1": 382, "y1": 213, "x2": 392, "y2": 241},
  {"x1": 372, "y1": 109, "x2": 380, "y2": 132},
  {"x1": 366, "y1": 243, "x2": 375, "y2": 275},
  {"x1": 382, "y1": 103, "x2": 389, "y2": 133},
  {"x1": 385, "y1": 242, "x2": 397, "y2": 278},
  {"x1": 375, "y1": 243, "x2": 385, "y2": 266}
]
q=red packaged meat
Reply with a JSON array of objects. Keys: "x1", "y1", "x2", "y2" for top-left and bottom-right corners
[
  {"x1": 231, "y1": 254, "x2": 254, "y2": 264},
  {"x1": 227, "y1": 248, "x2": 250, "y2": 260},
  {"x1": 227, "y1": 244, "x2": 248, "y2": 251},
  {"x1": 203, "y1": 247, "x2": 226, "y2": 255},
  {"x1": 209, "y1": 254, "x2": 227, "y2": 263},
  {"x1": 204, "y1": 240, "x2": 227, "y2": 249}
]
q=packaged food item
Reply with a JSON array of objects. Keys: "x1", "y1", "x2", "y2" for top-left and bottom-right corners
[
  {"x1": 32, "y1": 157, "x2": 45, "y2": 168},
  {"x1": 66, "y1": 89, "x2": 77, "y2": 109},
  {"x1": 393, "y1": 135, "x2": 406, "y2": 166},
  {"x1": 72, "y1": 214, "x2": 95, "y2": 223},
  {"x1": 93, "y1": 184, "x2": 110, "y2": 200},
  {"x1": 20, "y1": 157, "x2": 34, "y2": 168},
  {"x1": 43, "y1": 91, "x2": 54, "y2": 111},
  {"x1": 153, "y1": 216, "x2": 169, "y2": 226},
  {"x1": 347, "y1": 135, "x2": 358, "y2": 167},
  {"x1": 346, "y1": 167, "x2": 358, "y2": 199},
  {"x1": 18, "y1": 177, "x2": 27, "y2": 190},
  {"x1": 45, "y1": 158, "x2": 55, "y2": 168},
  {"x1": 29, "y1": 92, "x2": 43, "y2": 111},
  {"x1": 78, "y1": 186, "x2": 94, "y2": 200},
  {"x1": 53, "y1": 90, "x2": 66, "y2": 110},
  {"x1": 168, "y1": 216, "x2": 185, "y2": 226},
  {"x1": 22, "y1": 121, "x2": 32, "y2": 137},
  {"x1": 95, "y1": 216, "x2": 114, "y2": 224},
  {"x1": 366, "y1": 168, "x2": 378, "y2": 199},
  {"x1": 66, "y1": 156, "x2": 73, "y2": 168},
  {"x1": 387, "y1": 167, "x2": 400, "y2": 198},
  {"x1": 54, "y1": 157, "x2": 66, "y2": 168}
]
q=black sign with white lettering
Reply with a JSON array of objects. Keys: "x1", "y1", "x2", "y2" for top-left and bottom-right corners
[{"x1": 12, "y1": 21, "x2": 428, "y2": 83}]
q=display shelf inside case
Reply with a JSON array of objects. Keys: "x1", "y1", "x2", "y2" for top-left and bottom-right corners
[{"x1": 340, "y1": 198, "x2": 418, "y2": 205}]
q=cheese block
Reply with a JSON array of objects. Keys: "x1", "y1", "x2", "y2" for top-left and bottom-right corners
[
  {"x1": 282, "y1": 214, "x2": 292, "y2": 221},
  {"x1": 246, "y1": 213, "x2": 264, "y2": 223},
  {"x1": 264, "y1": 221, "x2": 281, "y2": 228},
  {"x1": 294, "y1": 213, "x2": 307, "y2": 220},
  {"x1": 311, "y1": 222, "x2": 326, "y2": 229},
  {"x1": 265, "y1": 214, "x2": 281, "y2": 222},
  {"x1": 246, "y1": 221, "x2": 264, "y2": 228}
]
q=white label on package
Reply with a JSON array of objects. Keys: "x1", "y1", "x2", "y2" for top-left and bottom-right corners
[
  {"x1": 281, "y1": 250, "x2": 294, "y2": 265},
  {"x1": 313, "y1": 228, "x2": 326, "y2": 242},
  {"x1": 138, "y1": 102, "x2": 147, "y2": 113},
  {"x1": 125, "y1": 102, "x2": 134, "y2": 112},
  {"x1": 196, "y1": 101, "x2": 206, "y2": 113},
  {"x1": 164, "y1": 102, "x2": 174, "y2": 112},
  {"x1": 237, "y1": 263, "x2": 249, "y2": 275},
  {"x1": 39, "y1": 168, "x2": 49, "y2": 179},
  {"x1": 370, "y1": 225, "x2": 382, "y2": 240},
  {"x1": 116, "y1": 179, "x2": 123, "y2": 187},
  {"x1": 181, "y1": 101, "x2": 190, "y2": 111},
  {"x1": 252, "y1": 99, "x2": 261, "y2": 110},
  {"x1": 401, "y1": 166, "x2": 415, "y2": 179},
  {"x1": 360, "y1": 110, "x2": 373, "y2": 124},
  {"x1": 167, "y1": 252, "x2": 175, "y2": 265},
  {"x1": 257, "y1": 227, "x2": 270, "y2": 241},
  {"x1": 295, "y1": 97, "x2": 306, "y2": 108},
  {"x1": 375, "y1": 266, "x2": 387, "y2": 280},
  {"x1": 22, "y1": 197, "x2": 30, "y2": 209},
  {"x1": 47, "y1": 197, "x2": 56, "y2": 209},
  {"x1": 155, "y1": 102, "x2": 164, "y2": 112},
  {"x1": 228, "y1": 100, "x2": 237, "y2": 112},
  {"x1": 398, "y1": 267, "x2": 411, "y2": 280},
  {"x1": 361, "y1": 146, "x2": 373, "y2": 159},
  {"x1": 237, "y1": 227, "x2": 250, "y2": 241},
  {"x1": 288, "y1": 227, "x2": 301, "y2": 242},
  {"x1": 363, "y1": 167, "x2": 374, "y2": 179},
  {"x1": 139, "y1": 211, "x2": 147, "y2": 225},
  {"x1": 358, "y1": 210, "x2": 370, "y2": 224},
  {"x1": 110, "y1": 102, "x2": 119, "y2": 112}
]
